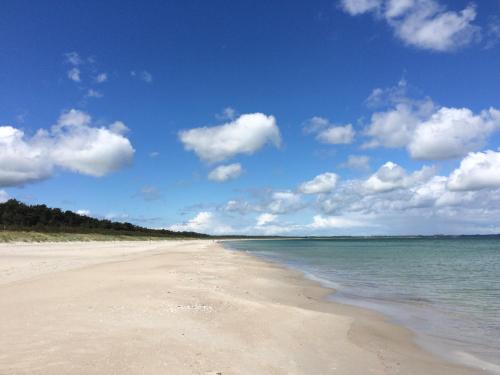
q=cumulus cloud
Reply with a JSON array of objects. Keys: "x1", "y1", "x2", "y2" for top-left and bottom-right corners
[
  {"x1": 168, "y1": 211, "x2": 233, "y2": 235},
  {"x1": 408, "y1": 107, "x2": 500, "y2": 160},
  {"x1": 0, "y1": 109, "x2": 134, "y2": 187},
  {"x1": 67, "y1": 67, "x2": 81, "y2": 82},
  {"x1": 220, "y1": 189, "x2": 306, "y2": 217},
  {"x1": 267, "y1": 191, "x2": 304, "y2": 214},
  {"x1": 50, "y1": 110, "x2": 134, "y2": 177},
  {"x1": 109, "y1": 121, "x2": 129, "y2": 135},
  {"x1": 340, "y1": 0, "x2": 481, "y2": 51},
  {"x1": 305, "y1": 117, "x2": 355, "y2": 144},
  {"x1": 363, "y1": 162, "x2": 406, "y2": 193},
  {"x1": 309, "y1": 215, "x2": 367, "y2": 229},
  {"x1": 96, "y1": 73, "x2": 108, "y2": 83},
  {"x1": 363, "y1": 84, "x2": 500, "y2": 160},
  {"x1": 0, "y1": 126, "x2": 53, "y2": 187},
  {"x1": 208, "y1": 163, "x2": 243, "y2": 182},
  {"x1": 213, "y1": 154, "x2": 500, "y2": 235},
  {"x1": 392, "y1": 2, "x2": 480, "y2": 51},
  {"x1": 363, "y1": 161, "x2": 434, "y2": 193},
  {"x1": 318, "y1": 124, "x2": 355, "y2": 144},
  {"x1": 312, "y1": 155, "x2": 500, "y2": 232},
  {"x1": 256, "y1": 213, "x2": 277, "y2": 226},
  {"x1": 76, "y1": 209, "x2": 91, "y2": 216},
  {"x1": 447, "y1": 150, "x2": 500, "y2": 191},
  {"x1": 340, "y1": 155, "x2": 371, "y2": 170},
  {"x1": 364, "y1": 99, "x2": 435, "y2": 148},
  {"x1": 179, "y1": 113, "x2": 280, "y2": 163},
  {"x1": 299, "y1": 172, "x2": 339, "y2": 194}
]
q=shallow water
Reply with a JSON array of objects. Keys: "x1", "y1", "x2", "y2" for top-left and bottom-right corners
[{"x1": 225, "y1": 238, "x2": 500, "y2": 372}]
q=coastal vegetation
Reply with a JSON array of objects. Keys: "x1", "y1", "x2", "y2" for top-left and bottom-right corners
[{"x1": 0, "y1": 199, "x2": 209, "y2": 241}]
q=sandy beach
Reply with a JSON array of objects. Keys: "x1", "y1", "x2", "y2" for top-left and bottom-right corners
[{"x1": 0, "y1": 240, "x2": 480, "y2": 374}]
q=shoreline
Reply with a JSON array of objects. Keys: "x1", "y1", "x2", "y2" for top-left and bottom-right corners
[
  {"x1": 222, "y1": 240, "x2": 499, "y2": 374},
  {"x1": 0, "y1": 240, "x2": 481, "y2": 374},
  {"x1": 220, "y1": 240, "x2": 493, "y2": 374}
]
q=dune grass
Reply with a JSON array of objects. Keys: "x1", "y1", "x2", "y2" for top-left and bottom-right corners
[{"x1": 0, "y1": 231, "x2": 186, "y2": 243}]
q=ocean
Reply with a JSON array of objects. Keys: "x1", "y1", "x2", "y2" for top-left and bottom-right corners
[{"x1": 224, "y1": 238, "x2": 500, "y2": 373}]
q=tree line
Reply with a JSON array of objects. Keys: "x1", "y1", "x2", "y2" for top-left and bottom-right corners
[{"x1": 0, "y1": 199, "x2": 209, "y2": 238}]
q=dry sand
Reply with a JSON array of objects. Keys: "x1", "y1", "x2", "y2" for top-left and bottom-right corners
[{"x1": 0, "y1": 240, "x2": 481, "y2": 374}]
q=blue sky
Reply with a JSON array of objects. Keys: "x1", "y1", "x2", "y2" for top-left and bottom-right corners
[{"x1": 1, "y1": 0, "x2": 500, "y2": 235}]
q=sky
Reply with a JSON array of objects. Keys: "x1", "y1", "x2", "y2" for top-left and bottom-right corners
[{"x1": 1, "y1": 0, "x2": 500, "y2": 235}]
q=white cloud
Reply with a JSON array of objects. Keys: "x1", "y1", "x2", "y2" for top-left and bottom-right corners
[
  {"x1": 364, "y1": 100, "x2": 435, "y2": 148},
  {"x1": 408, "y1": 107, "x2": 500, "y2": 160},
  {"x1": 363, "y1": 161, "x2": 407, "y2": 193},
  {"x1": 365, "y1": 78, "x2": 408, "y2": 107},
  {"x1": 363, "y1": 161, "x2": 434, "y2": 193},
  {"x1": 0, "y1": 126, "x2": 53, "y2": 187},
  {"x1": 341, "y1": 155, "x2": 370, "y2": 170},
  {"x1": 317, "y1": 124, "x2": 355, "y2": 144},
  {"x1": 309, "y1": 215, "x2": 367, "y2": 229},
  {"x1": 305, "y1": 117, "x2": 355, "y2": 144},
  {"x1": 307, "y1": 157, "x2": 500, "y2": 234},
  {"x1": 76, "y1": 209, "x2": 91, "y2": 216},
  {"x1": 222, "y1": 199, "x2": 254, "y2": 215},
  {"x1": 363, "y1": 84, "x2": 500, "y2": 160},
  {"x1": 50, "y1": 110, "x2": 135, "y2": 177},
  {"x1": 341, "y1": 0, "x2": 381, "y2": 15},
  {"x1": 65, "y1": 52, "x2": 83, "y2": 66},
  {"x1": 0, "y1": 190, "x2": 10, "y2": 203},
  {"x1": 168, "y1": 211, "x2": 233, "y2": 235},
  {"x1": 179, "y1": 113, "x2": 280, "y2": 163},
  {"x1": 149, "y1": 151, "x2": 160, "y2": 158},
  {"x1": 303, "y1": 116, "x2": 329, "y2": 133},
  {"x1": 220, "y1": 189, "x2": 306, "y2": 216},
  {"x1": 67, "y1": 68, "x2": 81, "y2": 82},
  {"x1": 211, "y1": 154, "x2": 500, "y2": 235},
  {"x1": 447, "y1": 150, "x2": 500, "y2": 191},
  {"x1": 208, "y1": 163, "x2": 243, "y2": 182},
  {"x1": 299, "y1": 172, "x2": 339, "y2": 194},
  {"x1": 109, "y1": 121, "x2": 130, "y2": 135},
  {"x1": 392, "y1": 3, "x2": 479, "y2": 51},
  {"x1": 96, "y1": 73, "x2": 108, "y2": 83},
  {"x1": 385, "y1": 0, "x2": 414, "y2": 18},
  {"x1": 210, "y1": 154, "x2": 500, "y2": 234},
  {"x1": 0, "y1": 109, "x2": 135, "y2": 187},
  {"x1": 341, "y1": 0, "x2": 481, "y2": 51},
  {"x1": 256, "y1": 213, "x2": 277, "y2": 226},
  {"x1": 86, "y1": 89, "x2": 103, "y2": 98},
  {"x1": 267, "y1": 191, "x2": 304, "y2": 214}
]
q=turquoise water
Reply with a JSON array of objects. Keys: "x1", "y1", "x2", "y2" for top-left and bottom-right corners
[{"x1": 225, "y1": 238, "x2": 500, "y2": 372}]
